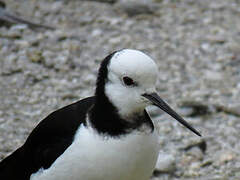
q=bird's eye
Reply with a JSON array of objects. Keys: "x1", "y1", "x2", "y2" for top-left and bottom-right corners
[{"x1": 123, "y1": 76, "x2": 135, "y2": 86}]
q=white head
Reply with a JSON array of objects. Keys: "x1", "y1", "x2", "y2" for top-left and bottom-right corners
[
  {"x1": 105, "y1": 49, "x2": 158, "y2": 118},
  {"x1": 100, "y1": 49, "x2": 201, "y2": 136}
]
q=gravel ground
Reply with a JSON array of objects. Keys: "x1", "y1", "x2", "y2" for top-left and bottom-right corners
[{"x1": 1, "y1": 0, "x2": 240, "y2": 179}]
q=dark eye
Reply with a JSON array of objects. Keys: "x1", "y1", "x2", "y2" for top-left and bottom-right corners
[{"x1": 123, "y1": 76, "x2": 135, "y2": 86}]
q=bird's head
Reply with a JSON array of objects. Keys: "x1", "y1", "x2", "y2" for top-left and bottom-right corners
[{"x1": 95, "y1": 49, "x2": 201, "y2": 136}]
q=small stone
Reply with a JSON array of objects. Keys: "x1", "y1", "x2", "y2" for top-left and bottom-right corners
[
  {"x1": 88, "y1": 0, "x2": 117, "y2": 3},
  {"x1": 189, "y1": 162, "x2": 201, "y2": 171},
  {"x1": 219, "y1": 151, "x2": 235, "y2": 164},
  {"x1": 115, "y1": 0, "x2": 157, "y2": 16},
  {"x1": 178, "y1": 107, "x2": 194, "y2": 117},
  {"x1": 108, "y1": 36, "x2": 122, "y2": 45},
  {"x1": 186, "y1": 147, "x2": 204, "y2": 161},
  {"x1": 42, "y1": 50, "x2": 55, "y2": 67},
  {"x1": 15, "y1": 40, "x2": 29, "y2": 48},
  {"x1": 183, "y1": 169, "x2": 200, "y2": 178},
  {"x1": 201, "y1": 43, "x2": 210, "y2": 51},
  {"x1": 154, "y1": 153, "x2": 176, "y2": 173},
  {"x1": 0, "y1": 118, "x2": 5, "y2": 124},
  {"x1": 83, "y1": 74, "x2": 96, "y2": 85},
  {"x1": 10, "y1": 24, "x2": 28, "y2": 31},
  {"x1": 27, "y1": 50, "x2": 43, "y2": 63},
  {"x1": 91, "y1": 29, "x2": 102, "y2": 37},
  {"x1": 204, "y1": 70, "x2": 222, "y2": 81}
]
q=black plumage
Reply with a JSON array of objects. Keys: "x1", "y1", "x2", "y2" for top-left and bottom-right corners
[{"x1": 0, "y1": 97, "x2": 94, "y2": 179}]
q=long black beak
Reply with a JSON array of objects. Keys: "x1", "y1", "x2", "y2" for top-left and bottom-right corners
[{"x1": 142, "y1": 93, "x2": 201, "y2": 137}]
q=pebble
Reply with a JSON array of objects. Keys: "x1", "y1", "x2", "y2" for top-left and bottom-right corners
[
  {"x1": 154, "y1": 153, "x2": 176, "y2": 174},
  {"x1": 203, "y1": 70, "x2": 222, "y2": 81},
  {"x1": 218, "y1": 151, "x2": 236, "y2": 164},
  {"x1": 84, "y1": 0, "x2": 117, "y2": 3},
  {"x1": 186, "y1": 147, "x2": 204, "y2": 161},
  {"x1": 27, "y1": 50, "x2": 43, "y2": 63},
  {"x1": 114, "y1": 0, "x2": 157, "y2": 16}
]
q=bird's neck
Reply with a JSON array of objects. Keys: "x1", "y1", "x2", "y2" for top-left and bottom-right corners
[{"x1": 88, "y1": 94, "x2": 151, "y2": 137}]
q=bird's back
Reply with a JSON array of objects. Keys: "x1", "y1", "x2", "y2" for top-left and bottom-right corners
[{"x1": 0, "y1": 146, "x2": 30, "y2": 179}]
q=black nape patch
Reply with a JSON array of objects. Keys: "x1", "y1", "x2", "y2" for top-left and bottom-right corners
[
  {"x1": 95, "y1": 51, "x2": 117, "y2": 98},
  {"x1": 89, "y1": 51, "x2": 154, "y2": 137}
]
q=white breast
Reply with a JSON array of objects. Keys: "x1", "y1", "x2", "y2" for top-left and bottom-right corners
[{"x1": 31, "y1": 125, "x2": 159, "y2": 180}]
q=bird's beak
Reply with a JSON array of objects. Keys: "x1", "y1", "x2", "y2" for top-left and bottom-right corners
[{"x1": 142, "y1": 93, "x2": 201, "y2": 137}]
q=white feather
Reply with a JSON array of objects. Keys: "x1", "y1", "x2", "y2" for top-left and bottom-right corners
[{"x1": 31, "y1": 124, "x2": 159, "y2": 180}]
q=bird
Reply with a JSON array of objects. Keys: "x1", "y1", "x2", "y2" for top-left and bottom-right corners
[{"x1": 0, "y1": 49, "x2": 201, "y2": 180}]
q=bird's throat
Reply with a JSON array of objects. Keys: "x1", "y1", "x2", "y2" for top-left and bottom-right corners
[{"x1": 88, "y1": 95, "x2": 153, "y2": 137}]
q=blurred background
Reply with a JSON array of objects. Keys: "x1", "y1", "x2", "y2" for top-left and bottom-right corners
[{"x1": 0, "y1": 0, "x2": 240, "y2": 179}]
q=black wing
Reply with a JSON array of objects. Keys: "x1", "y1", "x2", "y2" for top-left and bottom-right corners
[{"x1": 0, "y1": 96, "x2": 95, "y2": 180}]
